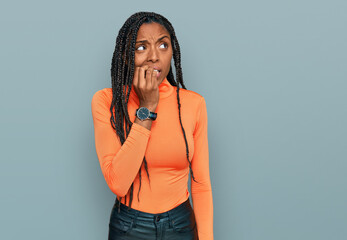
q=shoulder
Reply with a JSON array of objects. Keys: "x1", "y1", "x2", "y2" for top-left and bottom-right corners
[
  {"x1": 91, "y1": 88, "x2": 112, "y2": 102},
  {"x1": 173, "y1": 87, "x2": 207, "y2": 124},
  {"x1": 173, "y1": 86, "x2": 206, "y2": 106},
  {"x1": 91, "y1": 88, "x2": 113, "y2": 110}
]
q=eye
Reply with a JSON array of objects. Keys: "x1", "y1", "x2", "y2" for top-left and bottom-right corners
[
  {"x1": 159, "y1": 42, "x2": 168, "y2": 49},
  {"x1": 136, "y1": 45, "x2": 145, "y2": 51}
]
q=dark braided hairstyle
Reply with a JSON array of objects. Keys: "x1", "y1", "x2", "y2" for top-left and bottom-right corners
[{"x1": 110, "y1": 11, "x2": 200, "y2": 211}]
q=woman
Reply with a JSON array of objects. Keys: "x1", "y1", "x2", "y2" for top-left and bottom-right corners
[{"x1": 91, "y1": 11, "x2": 213, "y2": 240}]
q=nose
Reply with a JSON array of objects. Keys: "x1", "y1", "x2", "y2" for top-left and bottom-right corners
[{"x1": 147, "y1": 46, "x2": 159, "y2": 62}]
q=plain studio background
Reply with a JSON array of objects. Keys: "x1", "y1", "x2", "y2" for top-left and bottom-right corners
[{"x1": 1, "y1": 0, "x2": 346, "y2": 239}]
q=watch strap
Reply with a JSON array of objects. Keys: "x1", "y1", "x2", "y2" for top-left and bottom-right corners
[{"x1": 149, "y1": 112, "x2": 157, "y2": 120}]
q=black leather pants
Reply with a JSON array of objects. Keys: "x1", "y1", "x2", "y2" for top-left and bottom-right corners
[{"x1": 108, "y1": 198, "x2": 198, "y2": 240}]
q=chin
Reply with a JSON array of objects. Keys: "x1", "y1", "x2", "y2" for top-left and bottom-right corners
[{"x1": 159, "y1": 75, "x2": 165, "y2": 82}]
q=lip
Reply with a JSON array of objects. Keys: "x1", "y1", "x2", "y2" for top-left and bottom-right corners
[
  {"x1": 150, "y1": 67, "x2": 161, "y2": 78},
  {"x1": 155, "y1": 71, "x2": 161, "y2": 78},
  {"x1": 149, "y1": 66, "x2": 161, "y2": 72},
  {"x1": 151, "y1": 68, "x2": 161, "y2": 78},
  {"x1": 143, "y1": 66, "x2": 161, "y2": 78}
]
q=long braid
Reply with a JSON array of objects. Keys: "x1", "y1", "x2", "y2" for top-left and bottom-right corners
[
  {"x1": 109, "y1": 11, "x2": 200, "y2": 212},
  {"x1": 165, "y1": 21, "x2": 198, "y2": 183}
]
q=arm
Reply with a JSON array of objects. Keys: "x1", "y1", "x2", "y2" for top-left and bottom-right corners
[
  {"x1": 191, "y1": 97, "x2": 214, "y2": 240},
  {"x1": 91, "y1": 90, "x2": 151, "y2": 197}
]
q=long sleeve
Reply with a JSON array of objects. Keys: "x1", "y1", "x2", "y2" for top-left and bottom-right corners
[
  {"x1": 91, "y1": 90, "x2": 151, "y2": 197},
  {"x1": 191, "y1": 97, "x2": 214, "y2": 240}
]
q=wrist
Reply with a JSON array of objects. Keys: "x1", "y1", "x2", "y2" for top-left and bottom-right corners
[
  {"x1": 139, "y1": 104, "x2": 157, "y2": 112},
  {"x1": 135, "y1": 106, "x2": 157, "y2": 121}
]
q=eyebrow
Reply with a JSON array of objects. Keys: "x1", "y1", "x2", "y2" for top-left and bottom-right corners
[{"x1": 136, "y1": 35, "x2": 170, "y2": 44}]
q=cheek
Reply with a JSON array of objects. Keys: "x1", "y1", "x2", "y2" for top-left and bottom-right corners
[
  {"x1": 167, "y1": 51, "x2": 173, "y2": 64},
  {"x1": 134, "y1": 54, "x2": 145, "y2": 67},
  {"x1": 164, "y1": 53, "x2": 173, "y2": 69},
  {"x1": 134, "y1": 56, "x2": 140, "y2": 67}
]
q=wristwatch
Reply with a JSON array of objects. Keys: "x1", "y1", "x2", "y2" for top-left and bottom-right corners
[{"x1": 135, "y1": 107, "x2": 157, "y2": 121}]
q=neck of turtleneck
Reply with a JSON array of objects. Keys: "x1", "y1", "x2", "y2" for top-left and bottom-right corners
[{"x1": 129, "y1": 77, "x2": 174, "y2": 104}]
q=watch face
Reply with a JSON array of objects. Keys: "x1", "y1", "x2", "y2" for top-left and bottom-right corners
[{"x1": 137, "y1": 107, "x2": 150, "y2": 120}]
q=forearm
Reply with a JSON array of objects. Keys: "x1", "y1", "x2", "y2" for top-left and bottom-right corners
[
  {"x1": 92, "y1": 91, "x2": 153, "y2": 197},
  {"x1": 191, "y1": 183, "x2": 214, "y2": 240},
  {"x1": 95, "y1": 122, "x2": 151, "y2": 197}
]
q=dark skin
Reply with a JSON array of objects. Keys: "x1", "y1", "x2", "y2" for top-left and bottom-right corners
[{"x1": 132, "y1": 22, "x2": 173, "y2": 130}]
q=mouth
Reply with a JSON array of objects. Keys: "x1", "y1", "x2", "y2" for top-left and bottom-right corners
[{"x1": 153, "y1": 69, "x2": 161, "y2": 78}]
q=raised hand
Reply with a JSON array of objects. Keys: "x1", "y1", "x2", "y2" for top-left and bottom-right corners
[{"x1": 132, "y1": 65, "x2": 160, "y2": 112}]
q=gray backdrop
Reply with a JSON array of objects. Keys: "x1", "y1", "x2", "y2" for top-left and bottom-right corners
[{"x1": 1, "y1": 0, "x2": 346, "y2": 239}]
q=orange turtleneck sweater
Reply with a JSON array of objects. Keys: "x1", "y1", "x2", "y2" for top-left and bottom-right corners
[{"x1": 91, "y1": 77, "x2": 213, "y2": 239}]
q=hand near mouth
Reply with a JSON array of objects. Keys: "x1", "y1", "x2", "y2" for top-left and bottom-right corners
[{"x1": 132, "y1": 65, "x2": 160, "y2": 112}]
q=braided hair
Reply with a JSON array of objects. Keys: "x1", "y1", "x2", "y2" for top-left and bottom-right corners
[{"x1": 110, "y1": 11, "x2": 200, "y2": 211}]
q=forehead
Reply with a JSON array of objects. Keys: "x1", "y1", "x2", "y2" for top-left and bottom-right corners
[{"x1": 136, "y1": 22, "x2": 170, "y2": 40}]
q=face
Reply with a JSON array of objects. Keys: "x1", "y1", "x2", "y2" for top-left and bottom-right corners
[{"x1": 134, "y1": 22, "x2": 173, "y2": 84}]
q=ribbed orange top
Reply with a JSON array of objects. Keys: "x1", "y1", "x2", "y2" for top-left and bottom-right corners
[{"x1": 91, "y1": 77, "x2": 213, "y2": 239}]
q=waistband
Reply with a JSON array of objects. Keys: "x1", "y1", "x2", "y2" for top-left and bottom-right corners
[{"x1": 115, "y1": 197, "x2": 192, "y2": 221}]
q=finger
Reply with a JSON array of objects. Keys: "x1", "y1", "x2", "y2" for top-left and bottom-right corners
[
  {"x1": 151, "y1": 68, "x2": 157, "y2": 89},
  {"x1": 139, "y1": 66, "x2": 148, "y2": 90},
  {"x1": 142, "y1": 65, "x2": 149, "y2": 79},
  {"x1": 145, "y1": 67, "x2": 153, "y2": 89},
  {"x1": 143, "y1": 65, "x2": 149, "y2": 78}
]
